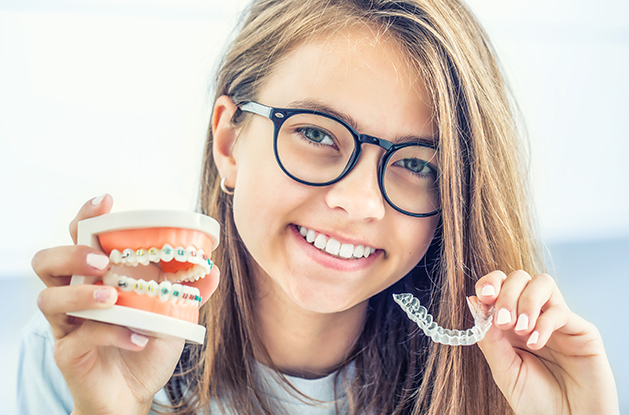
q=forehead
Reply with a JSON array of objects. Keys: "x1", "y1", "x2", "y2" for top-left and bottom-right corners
[{"x1": 257, "y1": 27, "x2": 436, "y2": 139}]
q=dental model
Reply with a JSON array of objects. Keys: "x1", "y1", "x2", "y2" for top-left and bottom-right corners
[
  {"x1": 69, "y1": 210, "x2": 220, "y2": 344},
  {"x1": 393, "y1": 293, "x2": 494, "y2": 346}
]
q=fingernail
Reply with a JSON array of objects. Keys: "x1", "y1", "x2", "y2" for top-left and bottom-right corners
[
  {"x1": 94, "y1": 287, "x2": 114, "y2": 303},
  {"x1": 91, "y1": 194, "x2": 106, "y2": 205},
  {"x1": 480, "y1": 285, "x2": 496, "y2": 297},
  {"x1": 527, "y1": 331, "x2": 540, "y2": 346},
  {"x1": 515, "y1": 314, "x2": 529, "y2": 331},
  {"x1": 87, "y1": 253, "x2": 109, "y2": 270},
  {"x1": 496, "y1": 308, "x2": 511, "y2": 325},
  {"x1": 131, "y1": 333, "x2": 149, "y2": 347}
]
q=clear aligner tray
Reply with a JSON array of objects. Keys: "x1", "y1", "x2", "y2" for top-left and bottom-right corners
[{"x1": 393, "y1": 293, "x2": 494, "y2": 346}]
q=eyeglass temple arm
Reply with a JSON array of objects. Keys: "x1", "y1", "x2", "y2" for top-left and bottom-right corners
[{"x1": 240, "y1": 101, "x2": 273, "y2": 119}]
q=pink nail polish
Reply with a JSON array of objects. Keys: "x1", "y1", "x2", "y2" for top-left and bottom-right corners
[
  {"x1": 481, "y1": 285, "x2": 496, "y2": 297},
  {"x1": 91, "y1": 194, "x2": 106, "y2": 205},
  {"x1": 94, "y1": 287, "x2": 113, "y2": 303},
  {"x1": 131, "y1": 333, "x2": 149, "y2": 347},
  {"x1": 87, "y1": 253, "x2": 109, "y2": 270},
  {"x1": 515, "y1": 314, "x2": 529, "y2": 331},
  {"x1": 527, "y1": 331, "x2": 540, "y2": 346}
]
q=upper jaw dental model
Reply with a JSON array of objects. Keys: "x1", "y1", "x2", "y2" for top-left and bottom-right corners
[
  {"x1": 69, "y1": 210, "x2": 220, "y2": 344},
  {"x1": 393, "y1": 293, "x2": 494, "y2": 346}
]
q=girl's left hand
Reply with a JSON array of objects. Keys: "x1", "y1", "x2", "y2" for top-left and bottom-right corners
[{"x1": 471, "y1": 270, "x2": 619, "y2": 415}]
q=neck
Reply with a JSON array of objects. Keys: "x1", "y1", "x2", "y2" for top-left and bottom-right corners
[{"x1": 255, "y1": 276, "x2": 367, "y2": 379}]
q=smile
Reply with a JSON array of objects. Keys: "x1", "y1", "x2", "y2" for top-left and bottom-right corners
[{"x1": 297, "y1": 226, "x2": 376, "y2": 259}]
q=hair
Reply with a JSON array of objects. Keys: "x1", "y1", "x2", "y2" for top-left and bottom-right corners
[{"x1": 161, "y1": 0, "x2": 543, "y2": 414}]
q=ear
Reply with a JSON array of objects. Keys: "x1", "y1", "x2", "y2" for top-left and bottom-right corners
[{"x1": 212, "y1": 95, "x2": 239, "y2": 187}]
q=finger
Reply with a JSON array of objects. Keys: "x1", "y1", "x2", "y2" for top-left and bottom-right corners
[
  {"x1": 38, "y1": 284, "x2": 118, "y2": 339},
  {"x1": 32, "y1": 245, "x2": 110, "y2": 288},
  {"x1": 514, "y1": 273, "x2": 558, "y2": 336},
  {"x1": 492, "y1": 270, "x2": 533, "y2": 330},
  {"x1": 475, "y1": 270, "x2": 507, "y2": 303},
  {"x1": 69, "y1": 194, "x2": 113, "y2": 244},
  {"x1": 55, "y1": 320, "x2": 150, "y2": 373},
  {"x1": 525, "y1": 303, "x2": 570, "y2": 350}
]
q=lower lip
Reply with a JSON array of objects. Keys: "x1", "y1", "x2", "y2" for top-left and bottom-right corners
[{"x1": 289, "y1": 225, "x2": 380, "y2": 272}]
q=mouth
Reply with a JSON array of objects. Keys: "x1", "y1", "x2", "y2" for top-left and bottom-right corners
[
  {"x1": 296, "y1": 225, "x2": 377, "y2": 259},
  {"x1": 97, "y1": 227, "x2": 216, "y2": 324}
]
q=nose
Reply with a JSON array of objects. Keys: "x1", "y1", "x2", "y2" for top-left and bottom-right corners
[{"x1": 324, "y1": 146, "x2": 386, "y2": 221}]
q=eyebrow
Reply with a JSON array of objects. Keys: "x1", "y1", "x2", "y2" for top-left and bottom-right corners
[{"x1": 286, "y1": 98, "x2": 437, "y2": 146}]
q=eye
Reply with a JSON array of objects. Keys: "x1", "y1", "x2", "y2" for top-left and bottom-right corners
[
  {"x1": 394, "y1": 158, "x2": 435, "y2": 177},
  {"x1": 297, "y1": 126, "x2": 335, "y2": 146}
]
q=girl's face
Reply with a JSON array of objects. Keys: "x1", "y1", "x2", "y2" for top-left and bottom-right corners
[{"x1": 227, "y1": 29, "x2": 439, "y2": 314}]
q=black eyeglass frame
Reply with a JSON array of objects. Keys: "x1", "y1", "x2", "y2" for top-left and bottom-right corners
[{"x1": 239, "y1": 101, "x2": 442, "y2": 218}]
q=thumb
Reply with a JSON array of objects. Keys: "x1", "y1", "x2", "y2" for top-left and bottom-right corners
[{"x1": 467, "y1": 296, "x2": 522, "y2": 393}]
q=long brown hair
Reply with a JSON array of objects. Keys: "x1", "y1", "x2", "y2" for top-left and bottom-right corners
[{"x1": 162, "y1": 0, "x2": 543, "y2": 413}]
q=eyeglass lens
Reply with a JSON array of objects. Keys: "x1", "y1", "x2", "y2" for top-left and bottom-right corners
[{"x1": 275, "y1": 113, "x2": 440, "y2": 216}]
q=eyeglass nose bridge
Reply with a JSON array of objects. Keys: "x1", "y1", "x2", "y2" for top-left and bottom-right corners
[{"x1": 356, "y1": 134, "x2": 394, "y2": 152}]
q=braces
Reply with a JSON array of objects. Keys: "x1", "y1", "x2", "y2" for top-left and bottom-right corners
[{"x1": 393, "y1": 293, "x2": 494, "y2": 346}]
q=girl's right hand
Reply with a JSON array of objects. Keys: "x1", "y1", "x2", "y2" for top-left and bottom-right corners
[{"x1": 32, "y1": 195, "x2": 186, "y2": 415}]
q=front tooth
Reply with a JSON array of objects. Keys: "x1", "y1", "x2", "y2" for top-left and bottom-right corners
[
  {"x1": 170, "y1": 283, "x2": 183, "y2": 304},
  {"x1": 122, "y1": 249, "x2": 137, "y2": 266},
  {"x1": 109, "y1": 249, "x2": 122, "y2": 264},
  {"x1": 117, "y1": 276, "x2": 133, "y2": 292},
  {"x1": 182, "y1": 286, "x2": 194, "y2": 305},
  {"x1": 148, "y1": 247, "x2": 160, "y2": 263},
  {"x1": 339, "y1": 243, "x2": 354, "y2": 258},
  {"x1": 102, "y1": 271, "x2": 119, "y2": 286},
  {"x1": 187, "y1": 246, "x2": 200, "y2": 264},
  {"x1": 325, "y1": 238, "x2": 341, "y2": 255},
  {"x1": 174, "y1": 246, "x2": 187, "y2": 263},
  {"x1": 306, "y1": 229, "x2": 316, "y2": 243},
  {"x1": 146, "y1": 280, "x2": 158, "y2": 297},
  {"x1": 136, "y1": 249, "x2": 149, "y2": 266},
  {"x1": 158, "y1": 281, "x2": 171, "y2": 302},
  {"x1": 134, "y1": 279, "x2": 148, "y2": 295},
  {"x1": 161, "y1": 244, "x2": 174, "y2": 262},
  {"x1": 299, "y1": 226, "x2": 307, "y2": 236},
  {"x1": 353, "y1": 245, "x2": 365, "y2": 258},
  {"x1": 314, "y1": 234, "x2": 327, "y2": 249}
]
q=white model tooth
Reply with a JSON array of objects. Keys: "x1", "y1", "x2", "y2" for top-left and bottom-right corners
[
  {"x1": 117, "y1": 276, "x2": 133, "y2": 292},
  {"x1": 339, "y1": 243, "x2": 354, "y2": 259},
  {"x1": 133, "y1": 279, "x2": 148, "y2": 296},
  {"x1": 146, "y1": 280, "x2": 158, "y2": 297},
  {"x1": 182, "y1": 286, "x2": 195, "y2": 305},
  {"x1": 306, "y1": 229, "x2": 316, "y2": 243},
  {"x1": 109, "y1": 249, "x2": 122, "y2": 264},
  {"x1": 164, "y1": 272, "x2": 178, "y2": 283},
  {"x1": 325, "y1": 238, "x2": 341, "y2": 256},
  {"x1": 190, "y1": 286, "x2": 201, "y2": 306},
  {"x1": 353, "y1": 245, "x2": 365, "y2": 258},
  {"x1": 299, "y1": 226, "x2": 307, "y2": 236},
  {"x1": 161, "y1": 244, "x2": 174, "y2": 262},
  {"x1": 158, "y1": 280, "x2": 171, "y2": 302},
  {"x1": 314, "y1": 234, "x2": 327, "y2": 250},
  {"x1": 187, "y1": 246, "x2": 200, "y2": 264},
  {"x1": 148, "y1": 247, "x2": 160, "y2": 263},
  {"x1": 136, "y1": 248, "x2": 149, "y2": 266},
  {"x1": 174, "y1": 246, "x2": 187, "y2": 263},
  {"x1": 121, "y1": 248, "x2": 137, "y2": 266},
  {"x1": 170, "y1": 283, "x2": 183, "y2": 304},
  {"x1": 102, "y1": 271, "x2": 119, "y2": 286}
]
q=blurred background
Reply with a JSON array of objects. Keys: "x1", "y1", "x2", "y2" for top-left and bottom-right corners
[{"x1": 1, "y1": 0, "x2": 627, "y2": 413}]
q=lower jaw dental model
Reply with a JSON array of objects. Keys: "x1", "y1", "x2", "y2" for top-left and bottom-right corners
[
  {"x1": 69, "y1": 210, "x2": 220, "y2": 344},
  {"x1": 393, "y1": 293, "x2": 494, "y2": 346}
]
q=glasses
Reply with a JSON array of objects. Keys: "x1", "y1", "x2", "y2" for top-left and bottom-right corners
[{"x1": 239, "y1": 101, "x2": 441, "y2": 218}]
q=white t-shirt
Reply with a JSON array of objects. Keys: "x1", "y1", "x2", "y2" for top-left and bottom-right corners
[{"x1": 17, "y1": 312, "x2": 349, "y2": 414}]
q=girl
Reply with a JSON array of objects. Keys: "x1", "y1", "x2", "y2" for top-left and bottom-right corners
[{"x1": 25, "y1": 0, "x2": 618, "y2": 414}]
